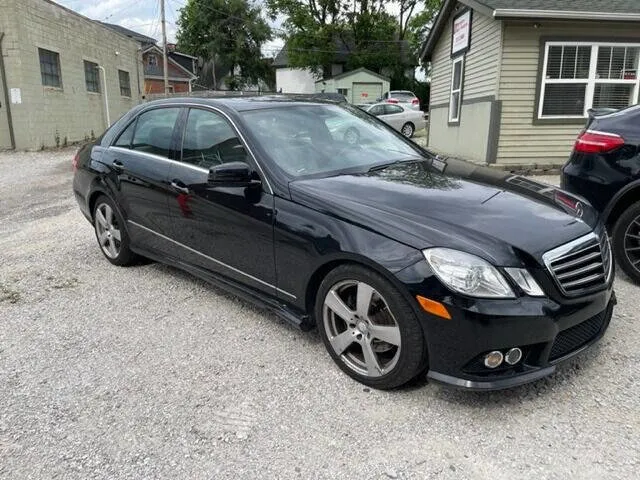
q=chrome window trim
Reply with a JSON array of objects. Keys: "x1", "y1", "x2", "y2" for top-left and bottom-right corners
[
  {"x1": 109, "y1": 146, "x2": 208, "y2": 174},
  {"x1": 128, "y1": 220, "x2": 296, "y2": 300},
  {"x1": 111, "y1": 102, "x2": 273, "y2": 194}
]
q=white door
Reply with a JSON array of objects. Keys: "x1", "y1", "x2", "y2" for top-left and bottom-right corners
[
  {"x1": 352, "y1": 82, "x2": 382, "y2": 104},
  {"x1": 380, "y1": 104, "x2": 407, "y2": 131}
]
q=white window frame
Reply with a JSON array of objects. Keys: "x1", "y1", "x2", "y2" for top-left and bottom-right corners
[
  {"x1": 449, "y1": 56, "x2": 465, "y2": 123},
  {"x1": 538, "y1": 41, "x2": 640, "y2": 120}
]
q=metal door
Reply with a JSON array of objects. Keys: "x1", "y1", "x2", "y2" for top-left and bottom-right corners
[{"x1": 352, "y1": 82, "x2": 382, "y2": 104}]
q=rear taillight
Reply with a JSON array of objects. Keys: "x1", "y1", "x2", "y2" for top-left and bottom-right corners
[
  {"x1": 386, "y1": 98, "x2": 399, "y2": 104},
  {"x1": 412, "y1": 98, "x2": 420, "y2": 105},
  {"x1": 574, "y1": 130, "x2": 624, "y2": 154},
  {"x1": 72, "y1": 152, "x2": 79, "y2": 171}
]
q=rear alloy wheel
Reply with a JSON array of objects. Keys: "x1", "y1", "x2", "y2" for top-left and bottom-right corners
[
  {"x1": 93, "y1": 195, "x2": 137, "y2": 266},
  {"x1": 316, "y1": 265, "x2": 427, "y2": 389},
  {"x1": 401, "y1": 122, "x2": 415, "y2": 138},
  {"x1": 612, "y1": 201, "x2": 640, "y2": 283}
]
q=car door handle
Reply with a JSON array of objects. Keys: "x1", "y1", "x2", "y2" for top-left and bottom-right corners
[
  {"x1": 112, "y1": 160, "x2": 125, "y2": 172},
  {"x1": 170, "y1": 180, "x2": 190, "y2": 195}
]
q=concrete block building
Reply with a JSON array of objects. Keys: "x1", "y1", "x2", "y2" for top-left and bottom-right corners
[{"x1": 0, "y1": 0, "x2": 144, "y2": 150}]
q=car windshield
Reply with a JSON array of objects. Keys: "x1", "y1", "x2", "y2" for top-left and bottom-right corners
[{"x1": 241, "y1": 104, "x2": 424, "y2": 177}]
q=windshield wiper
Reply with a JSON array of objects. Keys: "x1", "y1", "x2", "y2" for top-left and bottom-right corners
[{"x1": 368, "y1": 157, "x2": 422, "y2": 172}]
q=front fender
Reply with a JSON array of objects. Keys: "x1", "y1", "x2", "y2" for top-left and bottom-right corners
[{"x1": 273, "y1": 197, "x2": 423, "y2": 312}]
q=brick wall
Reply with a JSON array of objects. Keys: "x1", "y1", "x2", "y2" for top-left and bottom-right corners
[
  {"x1": 144, "y1": 79, "x2": 190, "y2": 94},
  {"x1": 0, "y1": 0, "x2": 145, "y2": 149}
]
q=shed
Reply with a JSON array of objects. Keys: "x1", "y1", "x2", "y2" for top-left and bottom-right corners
[
  {"x1": 315, "y1": 68, "x2": 390, "y2": 104},
  {"x1": 420, "y1": 0, "x2": 640, "y2": 166}
]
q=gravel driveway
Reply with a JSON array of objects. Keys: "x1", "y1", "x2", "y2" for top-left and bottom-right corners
[{"x1": 1, "y1": 149, "x2": 638, "y2": 479}]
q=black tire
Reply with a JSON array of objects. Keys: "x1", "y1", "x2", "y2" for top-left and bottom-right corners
[
  {"x1": 315, "y1": 264, "x2": 427, "y2": 389},
  {"x1": 92, "y1": 195, "x2": 138, "y2": 266},
  {"x1": 612, "y1": 201, "x2": 640, "y2": 283},
  {"x1": 401, "y1": 122, "x2": 415, "y2": 138}
]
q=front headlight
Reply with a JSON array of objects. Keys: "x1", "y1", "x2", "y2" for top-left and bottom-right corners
[
  {"x1": 423, "y1": 248, "x2": 515, "y2": 298},
  {"x1": 504, "y1": 268, "x2": 545, "y2": 297}
]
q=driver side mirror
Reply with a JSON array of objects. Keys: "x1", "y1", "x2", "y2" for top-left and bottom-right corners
[{"x1": 208, "y1": 162, "x2": 259, "y2": 188}]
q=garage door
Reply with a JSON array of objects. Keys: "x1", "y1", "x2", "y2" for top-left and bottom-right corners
[{"x1": 352, "y1": 82, "x2": 382, "y2": 104}]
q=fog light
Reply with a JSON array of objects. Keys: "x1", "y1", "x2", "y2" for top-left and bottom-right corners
[
  {"x1": 484, "y1": 351, "x2": 504, "y2": 369},
  {"x1": 505, "y1": 347, "x2": 523, "y2": 365}
]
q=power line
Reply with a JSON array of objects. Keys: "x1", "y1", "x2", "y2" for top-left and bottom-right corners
[
  {"x1": 103, "y1": 1, "x2": 141, "y2": 22},
  {"x1": 148, "y1": 0, "x2": 161, "y2": 40}
]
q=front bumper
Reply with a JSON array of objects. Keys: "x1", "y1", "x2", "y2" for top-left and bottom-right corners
[
  {"x1": 424, "y1": 291, "x2": 614, "y2": 391},
  {"x1": 397, "y1": 262, "x2": 615, "y2": 391}
]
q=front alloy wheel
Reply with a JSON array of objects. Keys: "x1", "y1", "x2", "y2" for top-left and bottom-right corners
[
  {"x1": 316, "y1": 265, "x2": 427, "y2": 389},
  {"x1": 324, "y1": 280, "x2": 402, "y2": 377}
]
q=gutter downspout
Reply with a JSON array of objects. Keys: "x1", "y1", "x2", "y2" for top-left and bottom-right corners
[
  {"x1": 0, "y1": 32, "x2": 16, "y2": 150},
  {"x1": 96, "y1": 65, "x2": 110, "y2": 127}
]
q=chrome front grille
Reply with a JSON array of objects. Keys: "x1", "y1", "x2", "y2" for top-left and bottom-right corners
[{"x1": 543, "y1": 232, "x2": 612, "y2": 296}]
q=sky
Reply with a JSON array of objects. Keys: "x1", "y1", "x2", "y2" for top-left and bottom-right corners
[
  {"x1": 55, "y1": 0, "x2": 424, "y2": 79},
  {"x1": 55, "y1": 0, "x2": 286, "y2": 57}
]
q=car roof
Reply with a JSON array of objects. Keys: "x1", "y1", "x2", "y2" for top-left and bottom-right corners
[{"x1": 140, "y1": 95, "x2": 342, "y2": 113}]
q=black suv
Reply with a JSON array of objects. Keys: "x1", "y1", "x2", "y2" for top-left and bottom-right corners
[{"x1": 562, "y1": 105, "x2": 640, "y2": 283}]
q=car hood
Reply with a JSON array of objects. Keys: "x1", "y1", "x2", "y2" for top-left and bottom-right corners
[{"x1": 288, "y1": 159, "x2": 597, "y2": 266}]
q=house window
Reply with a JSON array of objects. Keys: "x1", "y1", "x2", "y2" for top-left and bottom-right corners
[
  {"x1": 148, "y1": 54, "x2": 158, "y2": 66},
  {"x1": 336, "y1": 88, "x2": 348, "y2": 96},
  {"x1": 539, "y1": 42, "x2": 640, "y2": 119},
  {"x1": 118, "y1": 70, "x2": 131, "y2": 97},
  {"x1": 449, "y1": 56, "x2": 464, "y2": 123},
  {"x1": 84, "y1": 61, "x2": 100, "y2": 93},
  {"x1": 38, "y1": 48, "x2": 62, "y2": 88}
]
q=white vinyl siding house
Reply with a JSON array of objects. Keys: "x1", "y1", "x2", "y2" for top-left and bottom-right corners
[
  {"x1": 422, "y1": 0, "x2": 640, "y2": 166},
  {"x1": 497, "y1": 21, "x2": 640, "y2": 164},
  {"x1": 427, "y1": 4, "x2": 502, "y2": 163}
]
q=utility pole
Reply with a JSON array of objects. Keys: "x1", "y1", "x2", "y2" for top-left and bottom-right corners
[{"x1": 160, "y1": 0, "x2": 169, "y2": 95}]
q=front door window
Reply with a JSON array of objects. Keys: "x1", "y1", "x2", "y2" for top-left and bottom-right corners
[{"x1": 181, "y1": 108, "x2": 248, "y2": 168}]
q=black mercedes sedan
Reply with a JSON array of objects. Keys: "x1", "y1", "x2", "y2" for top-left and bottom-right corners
[{"x1": 73, "y1": 97, "x2": 615, "y2": 391}]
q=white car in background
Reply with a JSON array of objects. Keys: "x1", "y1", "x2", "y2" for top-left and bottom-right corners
[
  {"x1": 377, "y1": 90, "x2": 421, "y2": 110},
  {"x1": 358, "y1": 103, "x2": 427, "y2": 138}
]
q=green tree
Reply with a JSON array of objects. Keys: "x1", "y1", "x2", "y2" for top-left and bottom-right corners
[
  {"x1": 267, "y1": 1, "x2": 410, "y2": 78},
  {"x1": 406, "y1": 0, "x2": 443, "y2": 62},
  {"x1": 176, "y1": 0, "x2": 272, "y2": 89}
]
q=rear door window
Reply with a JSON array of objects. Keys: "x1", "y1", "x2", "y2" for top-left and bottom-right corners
[
  {"x1": 369, "y1": 105, "x2": 385, "y2": 116},
  {"x1": 114, "y1": 120, "x2": 136, "y2": 147},
  {"x1": 130, "y1": 108, "x2": 180, "y2": 158},
  {"x1": 384, "y1": 105, "x2": 404, "y2": 115}
]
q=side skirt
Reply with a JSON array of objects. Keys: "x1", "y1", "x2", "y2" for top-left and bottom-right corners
[{"x1": 131, "y1": 246, "x2": 315, "y2": 331}]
